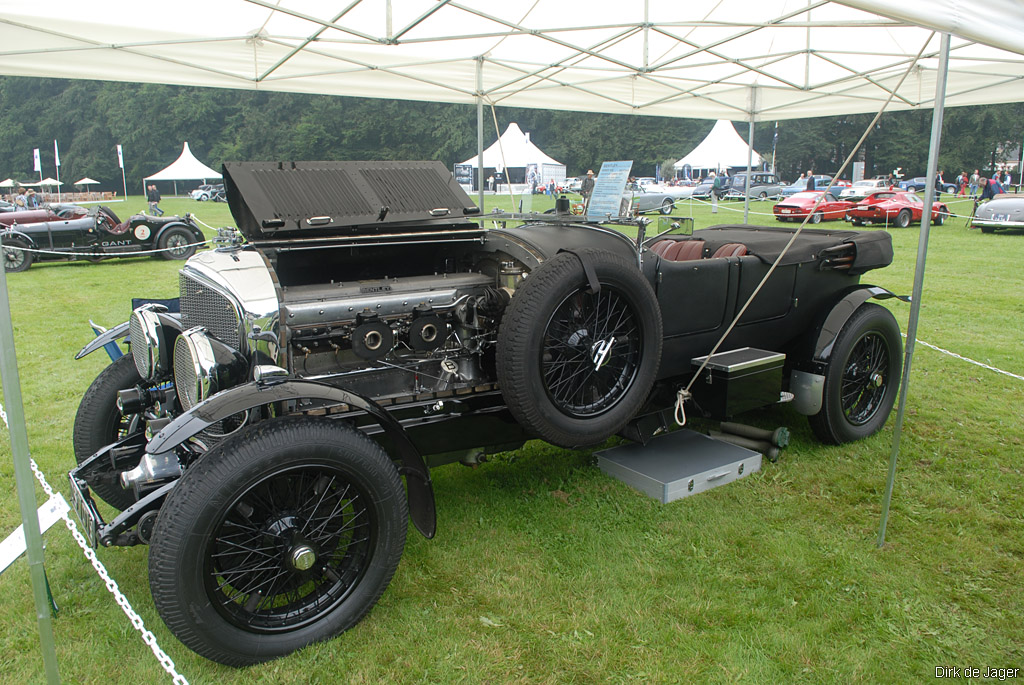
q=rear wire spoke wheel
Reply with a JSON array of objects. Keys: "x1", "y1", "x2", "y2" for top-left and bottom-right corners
[
  {"x1": 498, "y1": 249, "x2": 662, "y2": 447},
  {"x1": 2, "y1": 239, "x2": 33, "y2": 272},
  {"x1": 809, "y1": 303, "x2": 902, "y2": 444},
  {"x1": 149, "y1": 417, "x2": 407, "y2": 666},
  {"x1": 158, "y1": 226, "x2": 198, "y2": 260}
]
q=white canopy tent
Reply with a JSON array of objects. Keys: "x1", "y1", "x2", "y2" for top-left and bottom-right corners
[
  {"x1": 73, "y1": 177, "x2": 100, "y2": 186},
  {"x1": 2, "y1": 3, "x2": 1024, "y2": 674},
  {"x1": 673, "y1": 120, "x2": 764, "y2": 178},
  {"x1": 459, "y1": 122, "x2": 564, "y2": 188},
  {"x1": 143, "y1": 141, "x2": 221, "y2": 195}
]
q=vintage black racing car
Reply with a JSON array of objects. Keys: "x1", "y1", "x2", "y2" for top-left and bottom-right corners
[
  {"x1": 1, "y1": 205, "x2": 204, "y2": 272},
  {"x1": 69, "y1": 161, "x2": 903, "y2": 666}
]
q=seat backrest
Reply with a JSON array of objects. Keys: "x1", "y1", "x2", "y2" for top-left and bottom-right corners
[
  {"x1": 650, "y1": 239, "x2": 674, "y2": 257},
  {"x1": 663, "y1": 240, "x2": 706, "y2": 261},
  {"x1": 711, "y1": 242, "x2": 748, "y2": 258}
]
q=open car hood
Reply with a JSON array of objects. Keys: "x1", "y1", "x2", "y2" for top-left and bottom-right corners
[{"x1": 224, "y1": 160, "x2": 481, "y2": 241}]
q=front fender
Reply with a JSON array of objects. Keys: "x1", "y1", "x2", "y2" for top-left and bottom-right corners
[
  {"x1": 74, "y1": 311, "x2": 182, "y2": 360},
  {"x1": 147, "y1": 379, "x2": 437, "y2": 538}
]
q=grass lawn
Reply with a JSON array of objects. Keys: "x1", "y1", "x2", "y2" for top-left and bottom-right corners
[{"x1": 0, "y1": 191, "x2": 1021, "y2": 683}]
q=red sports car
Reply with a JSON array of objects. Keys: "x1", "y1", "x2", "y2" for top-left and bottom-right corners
[
  {"x1": 846, "y1": 190, "x2": 949, "y2": 227},
  {"x1": 773, "y1": 191, "x2": 854, "y2": 223}
]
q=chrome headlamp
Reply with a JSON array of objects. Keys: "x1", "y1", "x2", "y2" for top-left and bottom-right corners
[
  {"x1": 174, "y1": 327, "x2": 218, "y2": 410},
  {"x1": 130, "y1": 306, "x2": 167, "y2": 380},
  {"x1": 173, "y1": 326, "x2": 246, "y2": 411}
]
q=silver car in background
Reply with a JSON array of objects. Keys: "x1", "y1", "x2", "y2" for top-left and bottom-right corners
[{"x1": 972, "y1": 193, "x2": 1024, "y2": 233}]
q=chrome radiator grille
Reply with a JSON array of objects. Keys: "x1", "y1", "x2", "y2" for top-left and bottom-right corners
[{"x1": 179, "y1": 272, "x2": 242, "y2": 349}]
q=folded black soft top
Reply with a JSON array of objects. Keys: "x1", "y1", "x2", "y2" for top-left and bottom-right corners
[{"x1": 695, "y1": 224, "x2": 893, "y2": 275}]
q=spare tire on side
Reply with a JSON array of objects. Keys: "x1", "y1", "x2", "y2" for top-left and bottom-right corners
[{"x1": 497, "y1": 248, "x2": 662, "y2": 448}]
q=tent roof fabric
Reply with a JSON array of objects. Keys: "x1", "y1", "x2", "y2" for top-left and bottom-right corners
[
  {"x1": 460, "y1": 123, "x2": 562, "y2": 169},
  {"x1": 674, "y1": 121, "x2": 763, "y2": 170},
  {"x1": 73, "y1": 177, "x2": 100, "y2": 185},
  {"x1": 1, "y1": 1, "x2": 1022, "y2": 122},
  {"x1": 144, "y1": 142, "x2": 222, "y2": 182}
]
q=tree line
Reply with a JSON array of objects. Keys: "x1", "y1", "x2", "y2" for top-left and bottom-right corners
[{"x1": 0, "y1": 75, "x2": 1020, "y2": 191}]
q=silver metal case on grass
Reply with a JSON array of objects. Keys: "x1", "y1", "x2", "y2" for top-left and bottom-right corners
[{"x1": 596, "y1": 429, "x2": 761, "y2": 504}]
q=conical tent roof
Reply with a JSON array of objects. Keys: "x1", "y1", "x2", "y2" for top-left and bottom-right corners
[
  {"x1": 144, "y1": 142, "x2": 221, "y2": 181},
  {"x1": 673, "y1": 120, "x2": 763, "y2": 171},
  {"x1": 460, "y1": 123, "x2": 561, "y2": 169}
]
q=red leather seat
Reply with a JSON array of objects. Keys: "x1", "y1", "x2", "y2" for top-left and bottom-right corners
[
  {"x1": 659, "y1": 240, "x2": 705, "y2": 261},
  {"x1": 711, "y1": 243, "x2": 748, "y2": 258}
]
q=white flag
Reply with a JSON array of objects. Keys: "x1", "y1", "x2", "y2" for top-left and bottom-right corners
[
  {"x1": 33, "y1": 148, "x2": 41, "y2": 173},
  {"x1": 116, "y1": 144, "x2": 124, "y2": 169},
  {"x1": 54, "y1": 140, "x2": 60, "y2": 167}
]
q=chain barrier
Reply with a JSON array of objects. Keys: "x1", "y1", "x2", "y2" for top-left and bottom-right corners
[{"x1": 0, "y1": 403, "x2": 191, "y2": 685}]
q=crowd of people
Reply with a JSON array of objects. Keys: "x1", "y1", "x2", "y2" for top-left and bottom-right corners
[{"x1": 3, "y1": 186, "x2": 42, "y2": 208}]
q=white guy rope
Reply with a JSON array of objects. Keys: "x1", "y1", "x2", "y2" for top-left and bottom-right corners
[
  {"x1": 0, "y1": 403, "x2": 190, "y2": 685},
  {"x1": 1, "y1": 241, "x2": 212, "y2": 259},
  {"x1": 902, "y1": 334, "x2": 1024, "y2": 381}
]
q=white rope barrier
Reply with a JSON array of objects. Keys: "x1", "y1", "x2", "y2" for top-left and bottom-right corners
[
  {"x1": 0, "y1": 403, "x2": 190, "y2": 685},
  {"x1": 1, "y1": 241, "x2": 212, "y2": 259}
]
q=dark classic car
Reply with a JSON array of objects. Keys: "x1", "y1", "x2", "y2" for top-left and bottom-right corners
[
  {"x1": 846, "y1": 190, "x2": 950, "y2": 227},
  {"x1": 69, "y1": 161, "x2": 903, "y2": 667},
  {"x1": 780, "y1": 175, "x2": 837, "y2": 197},
  {"x1": 899, "y1": 176, "x2": 958, "y2": 194},
  {"x1": 773, "y1": 191, "x2": 854, "y2": 223},
  {"x1": 971, "y1": 193, "x2": 1024, "y2": 233},
  {"x1": 724, "y1": 172, "x2": 785, "y2": 200},
  {"x1": 1, "y1": 206, "x2": 205, "y2": 272}
]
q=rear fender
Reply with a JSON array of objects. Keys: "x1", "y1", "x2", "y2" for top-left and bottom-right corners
[
  {"x1": 1, "y1": 228, "x2": 37, "y2": 248},
  {"x1": 813, "y1": 286, "x2": 906, "y2": 362},
  {"x1": 153, "y1": 220, "x2": 204, "y2": 246},
  {"x1": 146, "y1": 379, "x2": 437, "y2": 538}
]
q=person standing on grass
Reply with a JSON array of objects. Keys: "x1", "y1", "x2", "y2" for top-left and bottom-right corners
[
  {"x1": 969, "y1": 169, "x2": 980, "y2": 197},
  {"x1": 710, "y1": 171, "x2": 721, "y2": 213},
  {"x1": 147, "y1": 184, "x2": 164, "y2": 216},
  {"x1": 806, "y1": 170, "x2": 815, "y2": 191},
  {"x1": 581, "y1": 169, "x2": 595, "y2": 210}
]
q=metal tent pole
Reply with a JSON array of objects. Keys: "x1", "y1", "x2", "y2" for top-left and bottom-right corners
[
  {"x1": 743, "y1": 87, "x2": 758, "y2": 223},
  {"x1": 0, "y1": 260, "x2": 61, "y2": 683},
  {"x1": 878, "y1": 32, "x2": 951, "y2": 547},
  {"x1": 476, "y1": 57, "x2": 484, "y2": 212}
]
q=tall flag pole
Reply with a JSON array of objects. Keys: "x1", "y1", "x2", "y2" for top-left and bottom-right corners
[
  {"x1": 771, "y1": 122, "x2": 778, "y2": 175},
  {"x1": 53, "y1": 140, "x2": 61, "y2": 203},
  {"x1": 117, "y1": 144, "x2": 127, "y2": 200}
]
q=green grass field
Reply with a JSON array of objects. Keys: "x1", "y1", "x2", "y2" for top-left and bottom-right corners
[{"x1": 0, "y1": 191, "x2": 1021, "y2": 683}]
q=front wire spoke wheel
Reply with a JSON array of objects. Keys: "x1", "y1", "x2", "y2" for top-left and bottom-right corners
[{"x1": 149, "y1": 417, "x2": 407, "y2": 666}]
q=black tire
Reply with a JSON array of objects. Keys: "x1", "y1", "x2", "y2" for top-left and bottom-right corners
[
  {"x1": 895, "y1": 209, "x2": 911, "y2": 228},
  {"x1": 758, "y1": 191, "x2": 768, "y2": 200},
  {"x1": 934, "y1": 210, "x2": 946, "y2": 226},
  {"x1": 497, "y1": 249, "x2": 662, "y2": 448},
  {"x1": 852, "y1": 219, "x2": 864, "y2": 227},
  {"x1": 149, "y1": 417, "x2": 407, "y2": 666},
  {"x1": 158, "y1": 226, "x2": 198, "y2": 260},
  {"x1": 72, "y1": 355, "x2": 143, "y2": 510},
  {"x1": 980, "y1": 226, "x2": 995, "y2": 234},
  {"x1": 660, "y1": 198, "x2": 674, "y2": 214},
  {"x1": 810, "y1": 212, "x2": 822, "y2": 224},
  {"x1": 2, "y1": 239, "x2": 33, "y2": 272},
  {"x1": 808, "y1": 303, "x2": 902, "y2": 444}
]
